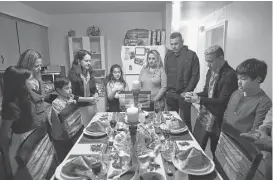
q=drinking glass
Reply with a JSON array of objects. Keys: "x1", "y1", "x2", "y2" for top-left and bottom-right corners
[
  {"x1": 154, "y1": 113, "x2": 162, "y2": 135},
  {"x1": 110, "y1": 113, "x2": 118, "y2": 127},
  {"x1": 92, "y1": 154, "x2": 103, "y2": 180},
  {"x1": 154, "y1": 101, "x2": 160, "y2": 114},
  {"x1": 161, "y1": 124, "x2": 171, "y2": 141}
]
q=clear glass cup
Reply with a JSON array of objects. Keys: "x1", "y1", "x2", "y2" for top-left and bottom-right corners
[
  {"x1": 154, "y1": 112, "x2": 162, "y2": 135},
  {"x1": 154, "y1": 101, "x2": 160, "y2": 114}
]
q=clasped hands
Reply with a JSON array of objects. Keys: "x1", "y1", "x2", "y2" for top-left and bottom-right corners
[
  {"x1": 181, "y1": 92, "x2": 199, "y2": 103},
  {"x1": 240, "y1": 130, "x2": 272, "y2": 151}
]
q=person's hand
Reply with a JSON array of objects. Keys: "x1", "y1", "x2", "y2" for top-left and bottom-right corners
[
  {"x1": 253, "y1": 136, "x2": 272, "y2": 151},
  {"x1": 189, "y1": 93, "x2": 199, "y2": 103},
  {"x1": 151, "y1": 98, "x2": 158, "y2": 102},
  {"x1": 180, "y1": 92, "x2": 186, "y2": 98},
  {"x1": 68, "y1": 99, "x2": 77, "y2": 104},
  {"x1": 86, "y1": 97, "x2": 97, "y2": 104},
  {"x1": 240, "y1": 131, "x2": 261, "y2": 141}
]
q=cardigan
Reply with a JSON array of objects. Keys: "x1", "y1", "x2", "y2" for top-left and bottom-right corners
[{"x1": 68, "y1": 67, "x2": 98, "y2": 106}]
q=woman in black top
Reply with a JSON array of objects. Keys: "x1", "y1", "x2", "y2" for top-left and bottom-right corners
[{"x1": 68, "y1": 49, "x2": 99, "y2": 127}]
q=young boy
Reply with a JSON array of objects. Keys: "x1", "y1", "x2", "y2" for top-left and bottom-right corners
[
  {"x1": 49, "y1": 77, "x2": 83, "y2": 162},
  {"x1": 223, "y1": 58, "x2": 272, "y2": 133}
]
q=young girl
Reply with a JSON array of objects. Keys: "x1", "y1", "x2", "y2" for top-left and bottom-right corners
[
  {"x1": 106, "y1": 64, "x2": 128, "y2": 112},
  {"x1": 0, "y1": 66, "x2": 55, "y2": 180},
  {"x1": 223, "y1": 58, "x2": 272, "y2": 133},
  {"x1": 49, "y1": 77, "x2": 83, "y2": 162}
]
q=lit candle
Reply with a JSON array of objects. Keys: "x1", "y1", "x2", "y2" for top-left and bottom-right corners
[
  {"x1": 126, "y1": 106, "x2": 139, "y2": 124},
  {"x1": 131, "y1": 80, "x2": 141, "y2": 92}
]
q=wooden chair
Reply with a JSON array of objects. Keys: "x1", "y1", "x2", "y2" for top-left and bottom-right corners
[
  {"x1": 118, "y1": 91, "x2": 151, "y2": 111},
  {"x1": 215, "y1": 123, "x2": 264, "y2": 180}
]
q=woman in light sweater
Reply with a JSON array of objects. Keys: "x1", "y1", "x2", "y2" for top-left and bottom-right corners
[{"x1": 139, "y1": 50, "x2": 167, "y2": 111}]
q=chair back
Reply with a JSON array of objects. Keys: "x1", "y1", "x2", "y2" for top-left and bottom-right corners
[
  {"x1": 104, "y1": 76, "x2": 109, "y2": 111},
  {"x1": 58, "y1": 103, "x2": 82, "y2": 137},
  {"x1": 119, "y1": 91, "x2": 151, "y2": 111},
  {"x1": 215, "y1": 123, "x2": 264, "y2": 180}
]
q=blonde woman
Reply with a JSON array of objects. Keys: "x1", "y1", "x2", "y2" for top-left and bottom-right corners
[{"x1": 139, "y1": 50, "x2": 167, "y2": 111}]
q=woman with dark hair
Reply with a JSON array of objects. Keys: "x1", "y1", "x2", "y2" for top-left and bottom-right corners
[
  {"x1": 68, "y1": 49, "x2": 99, "y2": 126},
  {"x1": 223, "y1": 58, "x2": 272, "y2": 133},
  {"x1": 106, "y1": 64, "x2": 128, "y2": 112},
  {"x1": 139, "y1": 50, "x2": 167, "y2": 111},
  {"x1": 0, "y1": 66, "x2": 56, "y2": 180}
]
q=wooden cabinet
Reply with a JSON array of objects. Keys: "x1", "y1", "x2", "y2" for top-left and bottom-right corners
[
  {"x1": 17, "y1": 21, "x2": 50, "y2": 66},
  {"x1": 68, "y1": 36, "x2": 108, "y2": 111},
  {"x1": 0, "y1": 16, "x2": 20, "y2": 70},
  {"x1": 0, "y1": 14, "x2": 50, "y2": 70}
]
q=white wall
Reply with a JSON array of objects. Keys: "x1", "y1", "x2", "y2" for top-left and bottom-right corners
[
  {"x1": 0, "y1": 2, "x2": 50, "y2": 27},
  {"x1": 48, "y1": 12, "x2": 162, "y2": 74},
  {"x1": 195, "y1": 1, "x2": 272, "y2": 99}
]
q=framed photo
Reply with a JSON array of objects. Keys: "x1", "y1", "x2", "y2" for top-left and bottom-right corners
[{"x1": 135, "y1": 47, "x2": 146, "y2": 56}]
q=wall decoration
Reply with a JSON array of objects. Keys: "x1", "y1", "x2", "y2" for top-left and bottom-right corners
[
  {"x1": 135, "y1": 47, "x2": 146, "y2": 56},
  {"x1": 68, "y1": 30, "x2": 76, "y2": 37},
  {"x1": 87, "y1": 26, "x2": 101, "y2": 36},
  {"x1": 134, "y1": 57, "x2": 144, "y2": 66}
]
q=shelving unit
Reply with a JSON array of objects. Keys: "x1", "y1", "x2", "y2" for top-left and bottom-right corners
[
  {"x1": 41, "y1": 66, "x2": 66, "y2": 94},
  {"x1": 68, "y1": 36, "x2": 108, "y2": 111}
]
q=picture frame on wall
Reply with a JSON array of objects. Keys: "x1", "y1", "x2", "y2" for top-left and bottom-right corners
[{"x1": 135, "y1": 47, "x2": 146, "y2": 56}]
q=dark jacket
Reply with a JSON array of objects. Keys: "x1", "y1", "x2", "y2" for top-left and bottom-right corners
[
  {"x1": 197, "y1": 62, "x2": 238, "y2": 128},
  {"x1": 68, "y1": 66, "x2": 98, "y2": 106},
  {"x1": 164, "y1": 46, "x2": 200, "y2": 93}
]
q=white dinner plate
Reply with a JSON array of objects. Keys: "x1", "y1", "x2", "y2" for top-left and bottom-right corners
[
  {"x1": 83, "y1": 128, "x2": 107, "y2": 137},
  {"x1": 172, "y1": 141, "x2": 215, "y2": 176},
  {"x1": 55, "y1": 157, "x2": 108, "y2": 180},
  {"x1": 170, "y1": 126, "x2": 188, "y2": 134}
]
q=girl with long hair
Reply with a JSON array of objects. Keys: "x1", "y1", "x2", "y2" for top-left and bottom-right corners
[
  {"x1": 0, "y1": 66, "x2": 56, "y2": 180},
  {"x1": 106, "y1": 64, "x2": 128, "y2": 112}
]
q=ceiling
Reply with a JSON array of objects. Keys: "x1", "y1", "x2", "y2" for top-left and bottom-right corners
[
  {"x1": 21, "y1": 1, "x2": 168, "y2": 14},
  {"x1": 180, "y1": 1, "x2": 232, "y2": 20},
  {"x1": 21, "y1": 1, "x2": 232, "y2": 18}
]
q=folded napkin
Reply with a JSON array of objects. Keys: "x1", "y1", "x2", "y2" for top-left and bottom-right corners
[
  {"x1": 175, "y1": 147, "x2": 210, "y2": 170},
  {"x1": 86, "y1": 121, "x2": 106, "y2": 133},
  {"x1": 170, "y1": 119, "x2": 181, "y2": 130},
  {"x1": 61, "y1": 155, "x2": 100, "y2": 178}
]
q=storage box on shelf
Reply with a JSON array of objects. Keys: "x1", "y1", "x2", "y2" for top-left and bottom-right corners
[
  {"x1": 68, "y1": 36, "x2": 107, "y2": 111},
  {"x1": 41, "y1": 65, "x2": 66, "y2": 94}
]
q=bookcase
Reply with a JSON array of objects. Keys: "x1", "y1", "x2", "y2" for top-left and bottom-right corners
[{"x1": 68, "y1": 36, "x2": 107, "y2": 111}]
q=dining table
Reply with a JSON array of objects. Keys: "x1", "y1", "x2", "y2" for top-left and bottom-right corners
[{"x1": 51, "y1": 111, "x2": 224, "y2": 180}]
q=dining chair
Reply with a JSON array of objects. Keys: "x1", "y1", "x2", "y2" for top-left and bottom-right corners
[
  {"x1": 214, "y1": 123, "x2": 264, "y2": 180},
  {"x1": 118, "y1": 91, "x2": 151, "y2": 111}
]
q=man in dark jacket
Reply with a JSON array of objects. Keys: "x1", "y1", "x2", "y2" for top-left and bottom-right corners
[
  {"x1": 164, "y1": 32, "x2": 200, "y2": 132},
  {"x1": 185, "y1": 45, "x2": 238, "y2": 155}
]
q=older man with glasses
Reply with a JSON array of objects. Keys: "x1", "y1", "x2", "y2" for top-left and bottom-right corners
[{"x1": 185, "y1": 45, "x2": 238, "y2": 156}]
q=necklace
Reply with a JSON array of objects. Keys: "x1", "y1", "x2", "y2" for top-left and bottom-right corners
[{"x1": 149, "y1": 67, "x2": 157, "y2": 74}]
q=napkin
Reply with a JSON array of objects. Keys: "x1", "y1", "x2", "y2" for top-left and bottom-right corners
[
  {"x1": 170, "y1": 119, "x2": 181, "y2": 130},
  {"x1": 175, "y1": 147, "x2": 210, "y2": 170},
  {"x1": 61, "y1": 155, "x2": 100, "y2": 177},
  {"x1": 86, "y1": 121, "x2": 106, "y2": 133}
]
